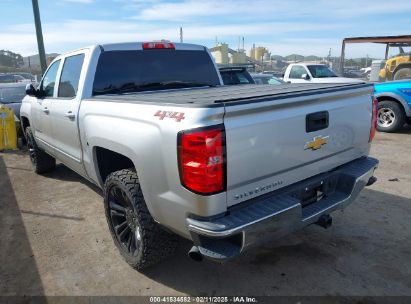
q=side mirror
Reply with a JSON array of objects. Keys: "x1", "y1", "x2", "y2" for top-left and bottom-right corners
[
  {"x1": 25, "y1": 83, "x2": 38, "y2": 97},
  {"x1": 301, "y1": 74, "x2": 311, "y2": 80}
]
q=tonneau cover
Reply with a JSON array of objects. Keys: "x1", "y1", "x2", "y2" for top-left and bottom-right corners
[{"x1": 90, "y1": 83, "x2": 371, "y2": 107}]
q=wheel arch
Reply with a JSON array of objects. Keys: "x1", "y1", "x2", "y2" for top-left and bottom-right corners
[
  {"x1": 375, "y1": 93, "x2": 411, "y2": 117},
  {"x1": 93, "y1": 146, "x2": 136, "y2": 186},
  {"x1": 20, "y1": 116, "x2": 30, "y2": 137},
  {"x1": 394, "y1": 62, "x2": 411, "y2": 72},
  {"x1": 92, "y1": 144, "x2": 163, "y2": 227},
  {"x1": 393, "y1": 63, "x2": 411, "y2": 78}
]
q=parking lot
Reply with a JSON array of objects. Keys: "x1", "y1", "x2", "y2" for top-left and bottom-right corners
[{"x1": 1, "y1": 128, "x2": 410, "y2": 297}]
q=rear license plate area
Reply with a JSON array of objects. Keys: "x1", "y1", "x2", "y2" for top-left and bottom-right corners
[{"x1": 292, "y1": 175, "x2": 338, "y2": 208}]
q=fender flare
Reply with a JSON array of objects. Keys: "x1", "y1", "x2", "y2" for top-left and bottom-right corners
[
  {"x1": 375, "y1": 92, "x2": 411, "y2": 117},
  {"x1": 393, "y1": 63, "x2": 411, "y2": 77}
]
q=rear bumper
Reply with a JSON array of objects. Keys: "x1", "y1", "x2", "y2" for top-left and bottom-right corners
[{"x1": 186, "y1": 156, "x2": 379, "y2": 261}]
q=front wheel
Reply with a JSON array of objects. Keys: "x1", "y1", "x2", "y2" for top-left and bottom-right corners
[
  {"x1": 103, "y1": 169, "x2": 178, "y2": 270},
  {"x1": 25, "y1": 127, "x2": 56, "y2": 174},
  {"x1": 377, "y1": 100, "x2": 405, "y2": 133}
]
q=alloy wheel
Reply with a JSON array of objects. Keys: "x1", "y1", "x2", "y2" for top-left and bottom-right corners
[
  {"x1": 377, "y1": 107, "x2": 396, "y2": 128},
  {"x1": 107, "y1": 186, "x2": 142, "y2": 257},
  {"x1": 27, "y1": 135, "x2": 36, "y2": 165}
]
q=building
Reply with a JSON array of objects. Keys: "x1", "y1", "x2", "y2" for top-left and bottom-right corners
[
  {"x1": 211, "y1": 43, "x2": 230, "y2": 64},
  {"x1": 250, "y1": 46, "x2": 269, "y2": 61},
  {"x1": 210, "y1": 43, "x2": 247, "y2": 65}
]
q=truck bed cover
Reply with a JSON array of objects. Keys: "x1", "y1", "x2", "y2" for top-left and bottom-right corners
[{"x1": 91, "y1": 83, "x2": 372, "y2": 107}]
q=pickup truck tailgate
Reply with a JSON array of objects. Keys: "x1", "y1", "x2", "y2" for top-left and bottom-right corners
[{"x1": 223, "y1": 83, "x2": 374, "y2": 206}]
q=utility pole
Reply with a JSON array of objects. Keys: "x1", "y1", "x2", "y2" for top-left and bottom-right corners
[{"x1": 31, "y1": 0, "x2": 47, "y2": 74}]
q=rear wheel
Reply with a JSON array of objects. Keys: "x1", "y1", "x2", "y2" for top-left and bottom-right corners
[
  {"x1": 25, "y1": 127, "x2": 56, "y2": 173},
  {"x1": 377, "y1": 100, "x2": 405, "y2": 133},
  {"x1": 104, "y1": 169, "x2": 178, "y2": 270},
  {"x1": 393, "y1": 67, "x2": 411, "y2": 80}
]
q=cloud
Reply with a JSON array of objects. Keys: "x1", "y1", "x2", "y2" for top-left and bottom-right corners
[
  {"x1": 1, "y1": 0, "x2": 411, "y2": 57},
  {"x1": 0, "y1": 19, "x2": 348, "y2": 56},
  {"x1": 131, "y1": 0, "x2": 411, "y2": 21}
]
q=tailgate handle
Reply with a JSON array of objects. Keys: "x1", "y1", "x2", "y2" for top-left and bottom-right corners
[{"x1": 306, "y1": 111, "x2": 329, "y2": 132}]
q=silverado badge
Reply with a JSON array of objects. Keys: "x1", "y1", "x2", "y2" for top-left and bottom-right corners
[{"x1": 304, "y1": 135, "x2": 329, "y2": 150}]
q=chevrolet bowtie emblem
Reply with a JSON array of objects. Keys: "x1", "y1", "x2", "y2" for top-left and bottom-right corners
[{"x1": 304, "y1": 136, "x2": 329, "y2": 150}]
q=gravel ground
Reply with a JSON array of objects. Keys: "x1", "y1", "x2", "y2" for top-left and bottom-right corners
[{"x1": 1, "y1": 127, "x2": 410, "y2": 299}]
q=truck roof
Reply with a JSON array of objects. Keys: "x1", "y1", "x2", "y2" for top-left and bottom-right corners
[
  {"x1": 100, "y1": 42, "x2": 207, "y2": 52},
  {"x1": 52, "y1": 42, "x2": 208, "y2": 60},
  {"x1": 90, "y1": 83, "x2": 371, "y2": 107}
]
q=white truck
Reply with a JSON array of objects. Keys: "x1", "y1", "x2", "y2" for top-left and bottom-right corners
[
  {"x1": 20, "y1": 41, "x2": 379, "y2": 269},
  {"x1": 283, "y1": 63, "x2": 364, "y2": 84}
]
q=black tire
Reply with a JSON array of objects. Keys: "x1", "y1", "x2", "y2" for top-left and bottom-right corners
[
  {"x1": 104, "y1": 169, "x2": 178, "y2": 270},
  {"x1": 25, "y1": 127, "x2": 56, "y2": 174},
  {"x1": 377, "y1": 101, "x2": 406, "y2": 133},
  {"x1": 393, "y1": 67, "x2": 411, "y2": 80}
]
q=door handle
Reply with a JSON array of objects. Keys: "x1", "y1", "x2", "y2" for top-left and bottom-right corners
[
  {"x1": 64, "y1": 111, "x2": 76, "y2": 119},
  {"x1": 42, "y1": 107, "x2": 49, "y2": 114},
  {"x1": 306, "y1": 111, "x2": 329, "y2": 132}
]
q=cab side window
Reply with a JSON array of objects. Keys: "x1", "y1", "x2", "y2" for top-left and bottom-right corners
[
  {"x1": 40, "y1": 60, "x2": 61, "y2": 97},
  {"x1": 289, "y1": 65, "x2": 307, "y2": 79},
  {"x1": 58, "y1": 54, "x2": 85, "y2": 98}
]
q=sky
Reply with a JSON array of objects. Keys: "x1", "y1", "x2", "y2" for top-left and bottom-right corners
[{"x1": 1, "y1": 0, "x2": 411, "y2": 58}]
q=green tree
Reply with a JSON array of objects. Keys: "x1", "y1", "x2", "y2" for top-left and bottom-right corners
[{"x1": 0, "y1": 50, "x2": 24, "y2": 68}]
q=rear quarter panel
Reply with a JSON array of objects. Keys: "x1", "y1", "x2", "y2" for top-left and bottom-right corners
[{"x1": 79, "y1": 100, "x2": 226, "y2": 238}]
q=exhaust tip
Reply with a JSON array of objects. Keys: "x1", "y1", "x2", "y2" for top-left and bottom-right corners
[
  {"x1": 188, "y1": 246, "x2": 203, "y2": 262},
  {"x1": 366, "y1": 176, "x2": 377, "y2": 186},
  {"x1": 316, "y1": 214, "x2": 332, "y2": 229}
]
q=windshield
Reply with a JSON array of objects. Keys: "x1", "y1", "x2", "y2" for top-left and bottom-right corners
[
  {"x1": 253, "y1": 76, "x2": 284, "y2": 85},
  {"x1": 93, "y1": 49, "x2": 220, "y2": 95},
  {"x1": 307, "y1": 65, "x2": 338, "y2": 78},
  {"x1": 0, "y1": 85, "x2": 26, "y2": 103}
]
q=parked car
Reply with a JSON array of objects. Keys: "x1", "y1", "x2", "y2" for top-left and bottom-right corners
[
  {"x1": 219, "y1": 66, "x2": 255, "y2": 85},
  {"x1": 0, "y1": 83, "x2": 27, "y2": 142},
  {"x1": 0, "y1": 74, "x2": 32, "y2": 84},
  {"x1": 343, "y1": 68, "x2": 364, "y2": 78},
  {"x1": 11, "y1": 72, "x2": 36, "y2": 82},
  {"x1": 21, "y1": 41, "x2": 378, "y2": 269},
  {"x1": 374, "y1": 80, "x2": 411, "y2": 132},
  {"x1": 250, "y1": 73, "x2": 285, "y2": 85},
  {"x1": 283, "y1": 63, "x2": 364, "y2": 84},
  {"x1": 0, "y1": 83, "x2": 26, "y2": 120}
]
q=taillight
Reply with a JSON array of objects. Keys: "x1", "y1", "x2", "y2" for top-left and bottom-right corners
[
  {"x1": 143, "y1": 41, "x2": 175, "y2": 50},
  {"x1": 369, "y1": 98, "x2": 378, "y2": 142},
  {"x1": 178, "y1": 125, "x2": 226, "y2": 195}
]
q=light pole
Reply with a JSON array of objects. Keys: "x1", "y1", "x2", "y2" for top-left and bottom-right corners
[{"x1": 31, "y1": 0, "x2": 47, "y2": 74}]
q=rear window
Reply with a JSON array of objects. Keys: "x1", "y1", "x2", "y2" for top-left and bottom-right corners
[
  {"x1": 307, "y1": 65, "x2": 337, "y2": 78},
  {"x1": 0, "y1": 85, "x2": 26, "y2": 103},
  {"x1": 93, "y1": 50, "x2": 220, "y2": 95},
  {"x1": 220, "y1": 70, "x2": 254, "y2": 85}
]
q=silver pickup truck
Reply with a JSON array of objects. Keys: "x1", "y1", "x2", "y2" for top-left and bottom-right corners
[{"x1": 20, "y1": 41, "x2": 379, "y2": 269}]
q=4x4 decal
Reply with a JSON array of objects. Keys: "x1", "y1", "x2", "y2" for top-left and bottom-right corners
[{"x1": 154, "y1": 110, "x2": 185, "y2": 122}]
